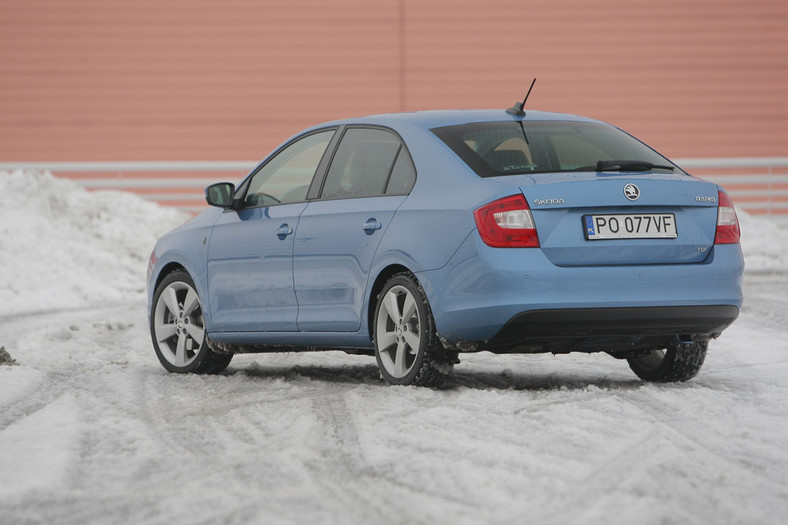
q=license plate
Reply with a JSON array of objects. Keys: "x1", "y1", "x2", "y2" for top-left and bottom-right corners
[{"x1": 583, "y1": 213, "x2": 677, "y2": 240}]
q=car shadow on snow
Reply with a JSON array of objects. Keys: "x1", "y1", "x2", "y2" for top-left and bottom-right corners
[
  {"x1": 228, "y1": 358, "x2": 646, "y2": 392},
  {"x1": 233, "y1": 360, "x2": 384, "y2": 386},
  {"x1": 448, "y1": 368, "x2": 646, "y2": 392}
]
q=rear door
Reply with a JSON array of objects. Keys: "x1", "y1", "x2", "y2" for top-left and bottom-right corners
[{"x1": 293, "y1": 126, "x2": 416, "y2": 331}]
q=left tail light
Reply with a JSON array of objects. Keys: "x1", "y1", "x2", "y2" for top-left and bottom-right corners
[
  {"x1": 714, "y1": 190, "x2": 741, "y2": 245},
  {"x1": 474, "y1": 194, "x2": 540, "y2": 248}
]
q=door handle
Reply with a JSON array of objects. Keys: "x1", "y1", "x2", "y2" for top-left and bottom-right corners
[
  {"x1": 276, "y1": 224, "x2": 294, "y2": 239},
  {"x1": 362, "y1": 219, "x2": 382, "y2": 233}
]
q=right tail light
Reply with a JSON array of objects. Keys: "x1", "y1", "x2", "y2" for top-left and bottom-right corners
[{"x1": 714, "y1": 190, "x2": 741, "y2": 244}]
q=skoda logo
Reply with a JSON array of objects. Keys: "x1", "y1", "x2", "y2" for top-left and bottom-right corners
[{"x1": 624, "y1": 183, "x2": 640, "y2": 201}]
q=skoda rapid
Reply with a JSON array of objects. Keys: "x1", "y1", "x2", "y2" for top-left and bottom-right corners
[{"x1": 147, "y1": 105, "x2": 743, "y2": 386}]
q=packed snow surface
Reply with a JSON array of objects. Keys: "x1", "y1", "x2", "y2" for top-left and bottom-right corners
[{"x1": 1, "y1": 170, "x2": 787, "y2": 524}]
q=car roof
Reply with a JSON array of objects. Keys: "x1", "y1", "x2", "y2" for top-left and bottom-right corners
[{"x1": 308, "y1": 109, "x2": 604, "y2": 133}]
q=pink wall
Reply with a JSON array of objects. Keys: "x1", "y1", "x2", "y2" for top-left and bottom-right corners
[{"x1": 1, "y1": 0, "x2": 786, "y2": 162}]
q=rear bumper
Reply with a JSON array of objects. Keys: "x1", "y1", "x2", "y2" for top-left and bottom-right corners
[
  {"x1": 481, "y1": 304, "x2": 738, "y2": 354},
  {"x1": 418, "y1": 235, "x2": 744, "y2": 352},
  {"x1": 499, "y1": 305, "x2": 739, "y2": 339}
]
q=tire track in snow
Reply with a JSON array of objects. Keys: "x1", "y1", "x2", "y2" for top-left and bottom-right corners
[
  {"x1": 307, "y1": 386, "x2": 474, "y2": 524},
  {"x1": 0, "y1": 309, "x2": 88, "y2": 432},
  {"x1": 124, "y1": 362, "x2": 391, "y2": 523},
  {"x1": 0, "y1": 371, "x2": 69, "y2": 431},
  {"x1": 307, "y1": 394, "x2": 388, "y2": 522},
  {"x1": 0, "y1": 393, "x2": 82, "y2": 499},
  {"x1": 620, "y1": 386, "x2": 788, "y2": 490},
  {"x1": 0, "y1": 305, "x2": 167, "y2": 524},
  {"x1": 539, "y1": 384, "x2": 788, "y2": 524}
]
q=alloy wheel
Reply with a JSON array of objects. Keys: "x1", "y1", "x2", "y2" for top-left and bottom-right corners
[
  {"x1": 153, "y1": 280, "x2": 206, "y2": 368},
  {"x1": 375, "y1": 284, "x2": 422, "y2": 379}
]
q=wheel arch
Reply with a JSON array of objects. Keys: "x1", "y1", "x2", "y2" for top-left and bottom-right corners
[
  {"x1": 148, "y1": 259, "x2": 207, "y2": 327},
  {"x1": 149, "y1": 258, "x2": 219, "y2": 334},
  {"x1": 153, "y1": 262, "x2": 187, "y2": 294}
]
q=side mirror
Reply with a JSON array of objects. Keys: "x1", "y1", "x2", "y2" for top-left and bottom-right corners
[{"x1": 205, "y1": 182, "x2": 235, "y2": 208}]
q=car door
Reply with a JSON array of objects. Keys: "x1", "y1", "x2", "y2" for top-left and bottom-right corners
[
  {"x1": 206, "y1": 129, "x2": 336, "y2": 332},
  {"x1": 293, "y1": 126, "x2": 417, "y2": 332}
]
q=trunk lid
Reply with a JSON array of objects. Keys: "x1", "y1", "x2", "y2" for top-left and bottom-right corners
[{"x1": 497, "y1": 172, "x2": 720, "y2": 266}]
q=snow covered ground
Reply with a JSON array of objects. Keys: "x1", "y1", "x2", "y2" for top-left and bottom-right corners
[{"x1": 1, "y1": 170, "x2": 787, "y2": 524}]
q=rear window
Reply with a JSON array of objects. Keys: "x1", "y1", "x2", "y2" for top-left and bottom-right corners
[{"x1": 431, "y1": 121, "x2": 677, "y2": 177}]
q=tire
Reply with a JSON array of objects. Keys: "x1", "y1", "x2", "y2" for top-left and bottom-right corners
[
  {"x1": 373, "y1": 273, "x2": 456, "y2": 386},
  {"x1": 150, "y1": 270, "x2": 232, "y2": 374},
  {"x1": 627, "y1": 340, "x2": 708, "y2": 382}
]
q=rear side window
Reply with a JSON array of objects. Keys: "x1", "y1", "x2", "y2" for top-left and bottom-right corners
[
  {"x1": 385, "y1": 147, "x2": 416, "y2": 195},
  {"x1": 431, "y1": 121, "x2": 675, "y2": 177},
  {"x1": 321, "y1": 127, "x2": 415, "y2": 199}
]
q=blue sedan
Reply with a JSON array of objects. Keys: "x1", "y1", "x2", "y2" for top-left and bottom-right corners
[{"x1": 147, "y1": 107, "x2": 743, "y2": 385}]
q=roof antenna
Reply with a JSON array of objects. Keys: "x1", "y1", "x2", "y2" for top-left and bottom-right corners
[{"x1": 506, "y1": 78, "x2": 537, "y2": 117}]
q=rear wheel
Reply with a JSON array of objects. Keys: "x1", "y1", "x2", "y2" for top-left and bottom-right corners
[
  {"x1": 373, "y1": 273, "x2": 455, "y2": 386},
  {"x1": 627, "y1": 340, "x2": 708, "y2": 382},
  {"x1": 151, "y1": 270, "x2": 232, "y2": 374}
]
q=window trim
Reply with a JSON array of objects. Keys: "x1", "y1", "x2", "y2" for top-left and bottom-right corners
[{"x1": 306, "y1": 125, "x2": 345, "y2": 200}]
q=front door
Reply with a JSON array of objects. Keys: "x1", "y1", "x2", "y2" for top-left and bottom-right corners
[{"x1": 206, "y1": 129, "x2": 335, "y2": 332}]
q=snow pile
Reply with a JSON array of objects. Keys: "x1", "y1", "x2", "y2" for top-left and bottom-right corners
[
  {"x1": 0, "y1": 170, "x2": 188, "y2": 316},
  {"x1": 738, "y1": 210, "x2": 788, "y2": 273}
]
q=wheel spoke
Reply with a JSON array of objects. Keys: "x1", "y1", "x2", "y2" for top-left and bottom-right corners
[
  {"x1": 185, "y1": 322, "x2": 204, "y2": 343},
  {"x1": 393, "y1": 340, "x2": 407, "y2": 377},
  {"x1": 182, "y1": 288, "x2": 200, "y2": 317},
  {"x1": 163, "y1": 286, "x2": 181, "y2": 317},
  {"x1": 383, "y1": 291, "x2": 401, "y2": 323},
  {"x1": 156, "y1": 323, "x2": 177, "y2": 342},
  {"x1": 377, "y1": 330, "x2": 397, "y2": 350},
  {"x1": 402, "y1": 293, "x2": 417, "y2": 323},
  {"x1": 403, "y1": 330, "x2": 420, "y2": 353},
  {"x1": 175, "y1": 333, "x2": 188, "y2": 367}
]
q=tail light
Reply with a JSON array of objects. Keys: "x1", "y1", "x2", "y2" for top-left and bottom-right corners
[
  {"x1": 474, "y1": 194, "x2": 540, "y2": 248},
  {"x1": 714, "y1": 190, "x2": 741, "y2": 244}
]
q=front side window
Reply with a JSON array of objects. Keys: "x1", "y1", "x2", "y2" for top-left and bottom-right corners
[
  {"x1": 431, "y1": 121, "x2": 677, "y2": 177},
  {"x1": 321, "y1": 128, "x2": 413, "y2": 200},
  {"x1": 243, "y1": 129, "x2": 334, "y2": 207}
]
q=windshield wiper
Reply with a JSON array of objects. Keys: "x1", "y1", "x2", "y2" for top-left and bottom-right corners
[{"x1": 595, "y1": 160, "x2": 675, "y2": 172}]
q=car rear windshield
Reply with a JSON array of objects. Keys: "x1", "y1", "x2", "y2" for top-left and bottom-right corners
[{"x1": 431, "y1": 121, "x2": 677, "y2": 177}]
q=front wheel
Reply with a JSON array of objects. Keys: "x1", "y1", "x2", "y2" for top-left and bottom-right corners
[
  {"x1": 373, "y1": 273, "x2": 456, "y2": 387},
  {"x1": 150, "y1": 270, "x2": 232, "y2": 374},
  {"x1": 627, "y1": 340, "x2": 708, "y2": 382}
]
